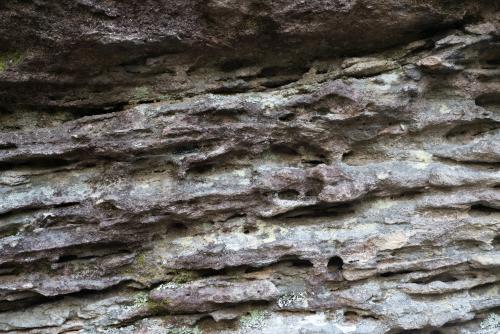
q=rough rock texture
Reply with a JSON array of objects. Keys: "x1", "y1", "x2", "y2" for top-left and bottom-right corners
[{"x1": 0, "y1": 1, "x2": 500, "y2": 333}]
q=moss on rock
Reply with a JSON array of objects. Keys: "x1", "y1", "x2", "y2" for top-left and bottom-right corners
[{"x1": 0, "y1": 52, "x2": 23, "y2": 72}]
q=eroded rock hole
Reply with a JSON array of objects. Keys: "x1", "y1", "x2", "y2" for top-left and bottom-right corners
[
  {"x1": 278, "y1": 255, "x2": 313, "y2": 269},
  {"x1": 172, "y1": 142, "x2": 202, "y2": 155},
  {"x1": 56, "y1": 254, "x2": 79, "y2": 263},
  {"x1": 270, "y1": 144, "x2": 300, "y2": 157},
  {"x1": 244, "y1": 266, "x2": 263, "y2": 273},
  {"x1": 476, "y1": 93, "x2": 500, "y2": 106},
  {"x1": 328, "y1": 256, "x2": 344, "y2": 271},
  {"x1": 0, "y1": 262, "x2": 20, "y2": 276},
  {"x1": 278, "y1": 112, "x2": 296, "y2": 122},
  {"x1": 0, "y1": 156, "x2": 78, "y2": 171},
  {"x1": 243, "y1": 223, "x2": 258, "y2": 234},
  {"x1": 291, "y1": 259, "x2": 314, "y2": 268},
  {"x1": 379, "y1": 270, "x2": 412, "y2": 278},
  {"x1": 0, "y1": 142, "x2": 17, "y2": 149},
  {"x1": 278, "y1": 189, "x2": 300, "y2": 200},
  {"x1": 445, "y1": 121, "x2": 498, "y2": 143},
  {"x1": 412, "y1": 272, "x2": 458, "y2": 284},
  {"x1": 261, "y1": 78, "x2": 299, "y2": 88},
  {"x1": 469, "y1": 204, "x2": 499, "y2": 216},
  {"x1": 276, "y1": 202, "x2": 355, "y2": 219},
  {"x1": 480, "y1": 46, "x2": 500, "y2": 66},
  {"x1": 188, "y1": 163, "x2": 215, "y2": 175},
  {"x1": 197, "y1": 268, "x2": 224, "y2": 277},
  {"x1": 344, "y1": 310, "x2": 359, "y2": 321},
  {"x1": 396, "y1": 330, "x2": 420, "y2": 334},
  {"x1": 68, "y1": 103, "x2": 128, "y2": 119},
  {"x1": 302, "y1": 159, "x2": 325, "y2": 166},
  {"x1": 218, "y1": 58, "x2": 253, "y2": 72},
  {"x1": 493, "y1": 235, "x2": 500, "y2": 248},
  {"x1": 168, "y1": 222, "x2": 189, "y2": 234}
]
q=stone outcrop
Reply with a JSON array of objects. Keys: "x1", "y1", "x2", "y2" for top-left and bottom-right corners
[{"x1": 0, "y1": 1, "x2": 499, "y2": 333}]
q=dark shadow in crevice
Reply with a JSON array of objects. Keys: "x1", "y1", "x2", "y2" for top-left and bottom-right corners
[
  {"x1": 272, "y1": 202, "x2": 355, "y2": 219},
  {"x1": 411, "y1": 272, "x2": 458, "y2": 284},
  {"x1": 379, "y1": 270, "x2": 413, "y2": 278},
  {"x1": 468, "y1": 203, "x2": 500, "y2": 216},
  {"x1": 327, "y1": 256, "x2": 344, "y2": 272}
]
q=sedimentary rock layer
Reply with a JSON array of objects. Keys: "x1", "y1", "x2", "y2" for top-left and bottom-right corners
[{"x1": 0, "y1": 1, "x2": 499, "y2": 333}]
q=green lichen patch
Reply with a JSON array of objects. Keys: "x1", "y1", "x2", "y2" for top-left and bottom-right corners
[
  {"x1": 146, "y1": 299, "x2": 169, "y2": 313},
  {"x1": 132, "y1": 292, "x2": 149, "y2": 308},
  {"x1": 119, "y1": 252, "x2": 166, "y2": 283},
  {"x1": 239, "y1": 310, "x2": 268, "y2": 329},
  {"x1": 169, "y1": 269, "x2": 199, "y2": 284},
  {"x1": 475, "y1": 313, "x2": 500, "y2": 334},
  {"x1": 131, "y1": 86, "x2": 152, "y2": 102},
  {"x1": 0, "y1": 52, "x2": 23, "y2": 72},
  {"x1": 277, "y1": 291, "x2": 308, "y2": 308},
  {"x1": 165, "y1": 326, "x2": 202, "y2": 334},
  {"x1": 131, "y1": 292, "x2": 169, "y2": 314}
]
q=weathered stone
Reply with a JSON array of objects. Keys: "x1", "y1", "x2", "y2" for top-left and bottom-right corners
[
  {"x1": 0, "y1": 1, "x2": 499, "y2": 333},
  {"x1": 149, "y1": 279, "x2": 278, "y2": 313}
]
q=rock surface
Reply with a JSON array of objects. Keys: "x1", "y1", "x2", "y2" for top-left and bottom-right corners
[{"x1": 0, "y1": 1, "x2": 500, "y2": 333}]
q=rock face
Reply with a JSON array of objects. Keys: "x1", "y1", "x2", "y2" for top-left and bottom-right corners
[{"x1": 0, "y1": 1, "x2": 499, "y2": 333}]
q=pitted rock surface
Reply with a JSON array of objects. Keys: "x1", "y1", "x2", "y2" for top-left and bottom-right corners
[{"x1": 0, "y1": 1, "x2": 499, "y2": 333}]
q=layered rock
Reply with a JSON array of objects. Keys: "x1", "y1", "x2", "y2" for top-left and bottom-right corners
[{"x1": 0, "y1": 1, "x2": 499, "y2": 333}]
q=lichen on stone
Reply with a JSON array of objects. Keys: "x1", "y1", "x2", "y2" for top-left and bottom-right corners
[
  {"x1": 475, "y1": 313, "x2": 500, "y2": 334},
  {"x1": 0, "y1": 1, "x2": 499, "y2": 334},
  {"x1": 239, "y1": 310, "x2": 269, "y2": 329},
  {"x1": 165, "y1": 326, "x2": 202, "y2": 334},
  {"x1": 0, "y1": 51, "x2": 23, "y2": 72},
  {"x1": 277, "y1": 291, "x2": 308, "y2": 308}
]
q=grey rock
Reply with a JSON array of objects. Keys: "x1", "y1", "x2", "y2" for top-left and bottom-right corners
[{"x1": 0, "y1": 1, "x2": 499, "y2": 334}]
